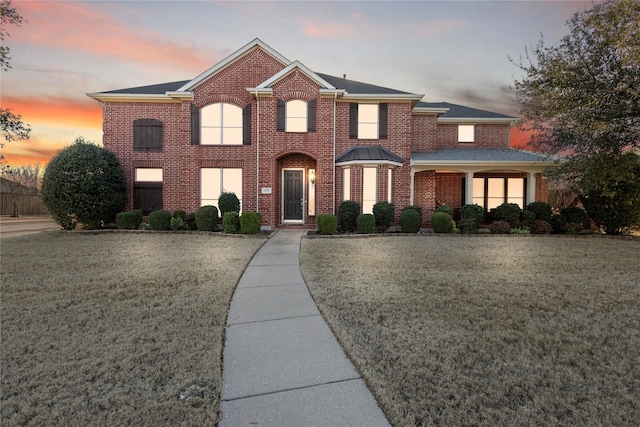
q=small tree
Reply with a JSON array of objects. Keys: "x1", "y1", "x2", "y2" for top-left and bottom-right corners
[
  {"x1": 218, "y1": 192, "x2": 240, "y2": 217},
  {"x1": 41, "y1": 137, "x2": 127, "y2": 229},
  {"x1": 1, "y1": 163, "x2": 40, "y2": 217}
]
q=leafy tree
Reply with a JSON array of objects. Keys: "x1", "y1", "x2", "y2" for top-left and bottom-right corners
[
  {"x1": 41, "y1": 138, "x2": 127, "y2": 229},
  {"x1": 1, "y1": 163, "x2": 41, "y2": 216},
  {"x1": 0, "y1": 0, "x2": 30, "y2": 162}
]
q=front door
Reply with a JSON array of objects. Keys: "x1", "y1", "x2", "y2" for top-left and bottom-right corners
[{"x1": 283, "y1": 169, "x2": 303, "y2": 221}]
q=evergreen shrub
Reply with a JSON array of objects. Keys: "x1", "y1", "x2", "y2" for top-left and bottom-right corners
[
  {"x1": 489, "y1": 220, "x2": 511, "y2": 234},
  {"x1": 432, "y1": 212, "x2": 455, "y2": 233},
  {"x1": 184, "y1": 212, "x2": 197, "y2": 230},
  {"x1": 551, "y1": 214, "x2": 567, "y2": 234},
  {"x1": 148, "y1": 210, "x2": 171, "y2": 230},
  {"x1": 531, "y1": 220, "x2": 553, "y2": 234},
  {"x1": 435, "y1": 204, "x2": 455, "y2": 217},
  {"x1": 338, "y1": 200, "x2": 360, "y2": 233},
  {"x1": 561, "y1": 206, "x2": 586, "y2": 225},
  {"x1": 223, "y1": 211, "x2": 240, "y2": 233},
  {"x1": 195, "y1": 205, "x2": 219, "y2": 231},
  {"x1": 116, "y1": 211, "x2": 141, "y2": 230},
  {"x1": 357, "y1": 214, "x2": 375, "y2": 234},
  {"x1": 372, "y1": 201, "x2": 394, "y2": 232},
  {"x1": 526, "y1": 201, "x2": 552, "y2": 222},
  {"x1": 218, "y1": 192, "x2": 240, "y2": 217},
  {"x1": 317, "y1": 214, "x2": 337, "y2": 235},
  {"x1": 173, "y1": 210, "x2": 186, "y2": 220},
  {"x1": 495, "y1": 202, "x2": 522, "y2": 226},
  {"x1": 240, "y1": 211, "x2": 262, "y2": 234},
  {"x1": 400, "y1": 208, "x2": 421, "y2": 233},
  {"x1": 460, "y1": 204, "x2": 484, "y2": 233}
]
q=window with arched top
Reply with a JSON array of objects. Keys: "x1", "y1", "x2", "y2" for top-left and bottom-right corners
[
  {"x1": 201, "y1": 103, "x2": 243, "y2": 145},
  {"x1": 286, "y1": 99, "x2": 307, "y2": 132}
]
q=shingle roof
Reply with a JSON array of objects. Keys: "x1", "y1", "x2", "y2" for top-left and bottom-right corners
[
  {"x1": 316, "y1": 73, "x2": 414, "y2": 95},
  {"x1": 412, "y1": 148, "x2": 556, "y2": 163},
  {"x1": 336, "y1": 146, "x2": 405, "y2": 164},
  {"x1": 416, "y1": 102, "x2": 516, "y2": 120},
  {"x1": 102, "y1": 80, "x2": 191, "y2": 95}
]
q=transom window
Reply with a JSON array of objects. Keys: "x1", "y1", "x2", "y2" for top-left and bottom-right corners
[
  {"x1": 286, "y1": 100, "x2": 307, "y2": 132},
  {"x1": 201, "y1": 103, "x2": 243, "y2": 145}
]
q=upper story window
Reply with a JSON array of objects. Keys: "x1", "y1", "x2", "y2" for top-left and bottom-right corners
[
  {"x1": 201, "y1": 103, "x2": 243, "y2": 145},
  {"x1": 277, "y1": 99, "x2": 316, "y2": 133},
  {"x1": 133, "y1": 119, "x2": 162, "y2": 151},
  {"x1": 349, "y1": 103, "x2": 387, "y2": 139},
  {"x1": 458, "y1": 124, "x2": 475, "y2": 143}
]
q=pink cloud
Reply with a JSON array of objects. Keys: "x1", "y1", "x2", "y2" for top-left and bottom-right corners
[
  {"x1": 303, "y1": 20, "x2": 356, "y2": 39},
  {"x1": 14, "y1": 2, "x2": 212, "y2": 72},
  {"x1": 417, "y1": 20, "x2": 465, "y2": 38}
]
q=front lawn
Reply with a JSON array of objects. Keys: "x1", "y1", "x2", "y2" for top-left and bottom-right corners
[{"x1": 301, "y1": 235, "x2": 640, "y2": 426}]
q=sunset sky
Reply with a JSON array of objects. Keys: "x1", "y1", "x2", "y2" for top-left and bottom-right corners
[{"x1": 2, "y1": 0, "x2": 594, "y2": 167}]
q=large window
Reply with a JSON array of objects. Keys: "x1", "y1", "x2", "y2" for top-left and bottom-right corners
[
  {"x1": 458, "y1": 125, "x2": 475, "y2": 143},
  {"x1": 349, "y1": 103, "x2": 388, "y2": 139},
  {"x1": 133, "y1": 168, "x2": 163, "y2": 215},
  {"x1": 200, "y1": 168, "x2": 243, "y2": 210},
  {"x1": 473, "y1": 177, "x2": 525, "y2": 210},
  {"x1": 286, "y1": 100, "x2": 307, "y2": 132},
  {"x1": 362, "y1": 167, "x2": 377, "y2": 213},
  {"x1": 201, "y1": 103, "x2": 243, "y2": 145}
]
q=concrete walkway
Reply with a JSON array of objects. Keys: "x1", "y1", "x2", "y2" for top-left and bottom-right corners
[{"x1": 219, "y1": 230, "x2": 390, "y2": 427}]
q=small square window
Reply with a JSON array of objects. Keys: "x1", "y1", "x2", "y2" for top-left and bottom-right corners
[{"x1": 458, "y1": 125, "x2": 475, "y2": 143}]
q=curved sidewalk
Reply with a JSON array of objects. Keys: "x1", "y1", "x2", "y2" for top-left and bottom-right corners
[{"x1": 219, "y1": 230, "x2": 390, "y2": 427}]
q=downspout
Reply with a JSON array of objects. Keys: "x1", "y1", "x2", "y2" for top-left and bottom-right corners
[
  {"x1": 255, "y1": 90, "x2": 260, "y2": 213},
  {"x1": 333, "y1": 91, "x2": 337, "y2": 214}
]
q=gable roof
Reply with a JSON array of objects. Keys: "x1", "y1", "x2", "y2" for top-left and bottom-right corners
[
  {"x1": 317, "y1": 73, "x2": 416, "y2": 97},
  {"x1": 336, "y1": 146, "x2": 405, "y2": 167},
  {"x1": 101, "y1": 81, "x2": 190, "y2": 95},
  {"x1": 415, "y1": 102, "x2": 517, "y2": 124}
]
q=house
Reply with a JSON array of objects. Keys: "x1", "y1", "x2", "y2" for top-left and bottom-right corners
[{"x1": 87, "y1": 38, "x2": 554, "y2": 229}]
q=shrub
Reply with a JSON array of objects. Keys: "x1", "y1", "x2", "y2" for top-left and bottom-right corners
[
  {"x1": 526, "y1": 201, "x2": 553, "y2": 223},
  {"x1": 195, "y1": 205, "x2": 219, "y2": 231},
  {"x1": 561, "y1": 206, "x2": 586, "y2": 225},
  {"x1": 338, "y1": 200, "x2": 360, "y2": 233},
  {"x1": 317, "y1": 213, "x2": 337, "y2": 235},
  {"x1": 460, "y1": 204, "x2": 484, "y2": 232},
  {"x1": 489, "y1": 220, "x2": 511, "y2": 234},
  {"x1": 218, "y1": 192, "x2": 240, "y2": 217},
  {"x1": 223, "y1": 211, "x2": 240, "y2": 233},
  {"x1": 357, "y1": 214, "x2": 375, "y2": 234},
  {"x1": 170, "y1": 216, "x2": 186, "y2": 231},
  {"x1": 550, "y1": 214, "x2": 567, "y2": 234},
  {"x1": 435, "y1": 204, "x2": 454, "y2": 217},
  {"x1": 400, "y1": 208, "x2": 421, "y2": 233},
  {"x1": 240, "y1": 211, "x2": 262, "y2": 234},
  {"x1": 432, "y1": 212, "x2": 455, "y2": 233},
  {"x1": 565, "y1": 222, "x2": 583, "y2": 235},
  {"x1": 495, "y1": 202, "x2": 522, "y2": 226},
  {"x1": 148, "y1": 210, "x2": 171, "y2": 230},
  {"x1": 132, "y1": 209, "x2": 144, "y2": 225},
  {"x1": 509, "y1": 227, "x2": 530, "y2": 234},
  {"x1": 116, "y1": 211, "x2": 141, "y2": 230},
  {"x1": 521, "y1": 210, "x2": 537, "y2": 228},
  {"x1": 184, "y1": 212, "x2": 197, "y2": 230},
  {"x1": 402, "y1": 205, "x2": 423, "y2": 222},
  {"x1": 173, "y1": 210, "x2": 186, "y2": 220},
  {"x1": 530, "y1": 220, "x2": 553, "y2": 234},
  {"x1": 41, "y1": 137, "x2": 127, "y2": 230},
  {"x1": 372, "y1": 202, "x2": 394, "y2": 232}
]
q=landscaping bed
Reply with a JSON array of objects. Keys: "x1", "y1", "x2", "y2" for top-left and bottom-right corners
[{"x1": 301, "y1": 235, "x2": 640, "y2": 426}]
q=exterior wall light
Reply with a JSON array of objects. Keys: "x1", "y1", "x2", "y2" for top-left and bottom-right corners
[{"x1": 309, "y1": 169, "x2": 316, "y2": 184}]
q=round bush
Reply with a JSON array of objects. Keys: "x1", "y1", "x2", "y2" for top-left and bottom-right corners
[
  {"x1": 338, "y1": 200, "x2": 360, "y2": 233},
  {"x1": 526, "y1": 201, "x2": 552, "y2": 223},
  {"x1": 317, "y1": 213, "x2": 337, "y2": 235},
  {"x1": 460, "y1": 204, "x2": 484, "y2": 232},
  {"x1": 240, "y1": 211, "x2": 262, "y2": 234},
  {"x1": 223, "y1": 211, "x2": 240, "y2": 233},
  {"x1": 218, "y1": 192, "x2": 240, "y2": 217},
  {"x1": 116, "y1": 211, "x2": 141, "y2": 230},
  {"x1": 148, "y1": 210, "x2": 171, "y2": 230},
  {"x1": 173, "y1": 210, "x2": 186, "y2": 220},
  {"x1": 41, "y1": 137, "x2": 127, "y2": 230},
  {"x1": 431, "y1": 212, "x2": 455, "y2": 233},
  {"x1": 357, "y1": 214, "x2": 375, "y2": 234},
  {"x1": 531, "y1": 220, "x2": 553, "y2": 234},
  {"x1": 402, "y1": 205, "x2": 423, "y2": 222},
  {"x1": 195, "y1": 205, "x2": 219, "y2": 231},
  {"x1": 495, "y1": 202, "x2": 522, "y2": 226},
  {"x1": 400, "y1": 208, "x2": 421, "y2": 233},
  {"x1": 561, "y1": 206, "x2": 586, "y2": 225},
  {"x1": 435, "y1": 204, "x2": 455, "y2": 217},
  {"x1": 489, "y1": 220, "x2": 511, "y2": 234},
  {"x1": 372, "y1": 202, "x2": 394, "y2": 232}
]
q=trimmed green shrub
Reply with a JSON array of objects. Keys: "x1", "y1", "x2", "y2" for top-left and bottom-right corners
[
  {"x1": 435, "y1": 204, "x2": 455, "y2": 217},
  {"x1": 218, "y1": 192, "x2": 240, "y2": 217},
  {"x1": 400, "y1": 208, "x2": 421, "y2": 233},
  {"x1": 431, "y1": 212, "x2": 455, "y2": 233},
  {"x1": 402, "y1": 205, "x2": 423, "y2": 222},
  {"x1": 338, "y1": 200, "x2": 360, "y2": 233},
  {"x1": 372, "y1": 201, "x2": 394, "y2": 232},
  {"x1": 460, "y1": 204, "x2": 484, "y2": 233},
  {"x1": 148, "y1": 210, "x2": 171, "y2": 230},
  {"x1": 495, "y1": 202, "x2": 522, "y2": 226},
  {"x1": 531, "y1": 220, "x2": 553, "y2": 234},
  {"x1": 357, "y1": 214, "x2": 375, "y2": 234},
  {"x1": 195, "y1": 205, "x2": 219, "y2": 231},
  {"x1": 41, "y1": 137, "x2": 127, "y2": 230},
  {"x1": 223, "y1": 211, "x2": 240, "y2": 233},
  {"x1": 240, "y1": 211, "x2": 262, "y2": 234},
  {"x1": 489, "y1": 220, "x2": 511, "y2": 234},
  {"x1": 132, "y1": 209, "x2": 144, "y2": 225},
  {"x1": 526, "y1": 201, "x2": 552, "y2": 222},
  {"x1": 170, "y1": 216, "x2": 186, "y2": 231},
  {"x1": 173, "y1": 210, "x2": 186, "y2": 220},
  {"x1": 551, "y1": 214, "x2": 567, "y2": 234},
  {"x1": 317, "y1": 213, "x2": 337, "y2": 235},
  {"x1": 184, "y1": 212, "x2": 197, "y2": 230},
  {"x1": 116, "y1": 211, "x2": 142, "y2": 230},
  {"x1": 521, "y1": 210, "x2": 537, "y2": 228},
  {"x1": 561, "y1": 206, "x2": 586, "y2": 225}
]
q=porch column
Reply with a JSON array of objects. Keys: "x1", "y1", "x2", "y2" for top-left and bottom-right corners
[
  {"x1": 409, "y1": 169, "x2": 415, "y2": 206},
  {"x1": 465, "y1": 171, "x2": 475, "y2": 205},
  {"x1": 527, "y1": 172, "x2": 537, "y2": 204}
]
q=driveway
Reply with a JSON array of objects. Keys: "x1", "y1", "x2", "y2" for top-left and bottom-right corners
[{"x1": 0, "y1": 215, "x2": 58, "y2": 238}]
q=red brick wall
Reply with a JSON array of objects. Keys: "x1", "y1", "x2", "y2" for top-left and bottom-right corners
[
  {"x1": 436, "y1": 123, "x2": 511, "y2": 148},
  {"x1": 411, "y1": 114, "x2": 437, "y2": 151},
  {"x1": 436, "y1": 173, "x2": 464, "y2": 209}
]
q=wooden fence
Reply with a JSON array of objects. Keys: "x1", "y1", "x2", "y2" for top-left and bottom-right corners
[{"x1": 0, "y1": 193, "x2": 48, "y2": 215}]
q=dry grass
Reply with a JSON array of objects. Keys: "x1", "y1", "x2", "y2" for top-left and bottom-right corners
[
  {"x1": 301, "y1": 235, "x2": 640, "y2": 426},
  {"x1": 1, "y1": 231, "x2": 265, "y2": 426}
]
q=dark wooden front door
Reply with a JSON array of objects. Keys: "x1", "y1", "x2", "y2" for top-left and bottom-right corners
[{"x1": 284, "y1": 170, "x2": 303, "y2": 221}]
